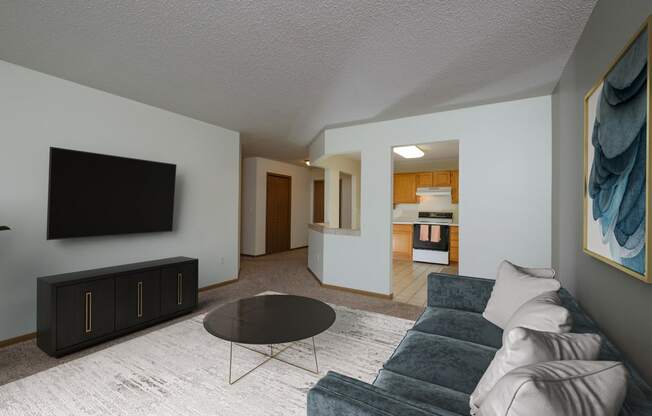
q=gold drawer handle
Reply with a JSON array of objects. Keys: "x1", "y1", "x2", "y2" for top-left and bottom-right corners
[
  {"x1": 177, "y1": 273, "x2": 183, "y2": 305},
  {"x1": 137, "y1": 281, "x2": 143, "y2": 318},
  {"x1": 85, "y1": 291, "x2": 92, "y2": 333}
]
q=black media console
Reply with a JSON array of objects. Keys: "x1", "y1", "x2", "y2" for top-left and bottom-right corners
[{"x1": 37, "y1": 257, "x2": 198, "y2": 357}]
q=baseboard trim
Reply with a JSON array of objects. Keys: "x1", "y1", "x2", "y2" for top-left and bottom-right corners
[
  {"x1": 322, "y1": 283, "x2": 393, "y2": 300},
  {"x1": 199, "y1": 278, "x2": 238, "y2": 292},
  {"x1": 241, "y1": 245, "x2": 309, "y2": 258},
  {"x1": 289, "y1": 245, "x2": 308, "y2": 251},
  {"x1": 306, "y1": 267, "x2": 393, "y2": 300},
  {"x1": 306, "y1": 266, "x2": 322, "y2": 285},
  {"x1": 0, "y1": 332, "x2": 36, "y2": 349}
]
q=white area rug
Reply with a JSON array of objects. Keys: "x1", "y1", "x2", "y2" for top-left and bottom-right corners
[{"x1": 0, "y1": 301, "x2": 413, "y2": 415}]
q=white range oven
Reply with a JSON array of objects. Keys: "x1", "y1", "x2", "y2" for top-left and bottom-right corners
[{"x1": 412, "y1": 211, "x2": 453, "y2": 265}]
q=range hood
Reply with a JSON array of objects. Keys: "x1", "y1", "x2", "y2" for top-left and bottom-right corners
[{"x1": 416, "y1": 186, "x2": 452, "y2": 197}]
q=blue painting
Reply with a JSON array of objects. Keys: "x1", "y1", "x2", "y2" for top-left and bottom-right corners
[{"x1": 585, "y1": 26, "x2": 648, "y2": 281}]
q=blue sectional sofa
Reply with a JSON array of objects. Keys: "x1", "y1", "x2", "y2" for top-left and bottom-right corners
[{"x1": 307, "y1": 273, "x2": 652, "y2": 416}]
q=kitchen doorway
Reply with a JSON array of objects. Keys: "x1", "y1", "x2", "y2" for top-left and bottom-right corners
[{"x1": 391, "y1": 140, "x2": 460, "y2": 306}]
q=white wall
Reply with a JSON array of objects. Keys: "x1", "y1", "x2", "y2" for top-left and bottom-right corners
[
  {"x1": 310, "y1": 96, "x2": 551, "y2": 294},
  {"x1": 0, "y1": 60, "x2": 240, "y2": 342},
  {"x1": 394, "y1": 158, "x2": 459, "y2": 172},
  {"x1": 240, "y1": 157, "x2": 311, "y2": 256},
  {"x1": 240, "y1": 158, "x2": 258, "y2": 256},
  {"x1": 308, "y1": 230, "x2": 324, "y2": 281}
]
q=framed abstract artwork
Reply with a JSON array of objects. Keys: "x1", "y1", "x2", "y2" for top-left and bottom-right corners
[{"x1": 584, "y1": 17, "x2": 651, "y2": 283}]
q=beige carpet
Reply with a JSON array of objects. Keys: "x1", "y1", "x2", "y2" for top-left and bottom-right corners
[{"x1": 0, "y1": 248, "x2": 423, "y2": 386}]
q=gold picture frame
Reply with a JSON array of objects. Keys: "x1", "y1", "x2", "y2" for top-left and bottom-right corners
[{"x1": 583, "y1": 16, "x2": 652, "y2": 283}]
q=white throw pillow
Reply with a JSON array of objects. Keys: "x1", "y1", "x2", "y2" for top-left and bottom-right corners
[
  {"x1": 502, "y1": 291, "x2": 572, "y2": 343},
  {"x1": 469, "y1": 328, "x2": 601, "y2": 414},
  {"x1": 478, "y1": 360, "x2": 628, "y2": 416},
  {"x1": 483, "y1": 260, "x2": 560, "y2": 328},
  {"x1": 511, "y1": 262, "x2": 556, "y2": 279}
]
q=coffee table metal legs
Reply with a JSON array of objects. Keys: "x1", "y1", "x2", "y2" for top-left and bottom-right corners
[{"x1": 228, "y1": 337, "x2": 319, "y2": 385}]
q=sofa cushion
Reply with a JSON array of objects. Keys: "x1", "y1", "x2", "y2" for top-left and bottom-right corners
[
  {"x1": 427, "y1": 273, "x2": 495, "y2": 313},
  {"x1": 374, "y1": 369, "x2": 470, "y2": 416},
  {"x1": 309, "y1": 371, "x2": 459, "y2": 416},
  {"x1": 383, "y1": 330, "x2": 497, "y2": 394},
  {"x1": 414, "y1": 307, "x2": 503, "y2": 349}
]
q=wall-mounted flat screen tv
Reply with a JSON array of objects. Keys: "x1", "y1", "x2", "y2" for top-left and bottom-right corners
[{"x1": 47, "y1": 147, "x2": 176, "y2": 239}]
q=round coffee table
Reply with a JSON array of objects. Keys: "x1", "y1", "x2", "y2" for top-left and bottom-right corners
[{"x1": 203, "y1": 294, "x2": 336, "y2": 384}]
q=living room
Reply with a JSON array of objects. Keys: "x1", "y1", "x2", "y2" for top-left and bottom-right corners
[{"x1": 1, "y1": 1, "x2": 652, "y2": 415}]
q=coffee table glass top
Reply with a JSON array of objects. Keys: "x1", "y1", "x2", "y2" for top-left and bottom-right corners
[{"x1": 203, "y1": 295, "x2": 336, "y2": 345}]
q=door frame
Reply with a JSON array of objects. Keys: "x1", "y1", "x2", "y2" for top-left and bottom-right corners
[
  {"x1": 265, "y1": 172, "x2": 292, "y2": 254},
  {"x1": 313, "y1": 179, "x2": 324, "y2": 223}
]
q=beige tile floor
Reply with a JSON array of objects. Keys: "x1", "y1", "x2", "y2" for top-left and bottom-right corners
[{"x1": 392, "y1": 259, "x2": 459, "y2": 306}]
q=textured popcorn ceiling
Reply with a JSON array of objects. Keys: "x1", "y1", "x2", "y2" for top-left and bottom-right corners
[{"x1": 0, "y1": 0, "x2": 595, "y2": 161}]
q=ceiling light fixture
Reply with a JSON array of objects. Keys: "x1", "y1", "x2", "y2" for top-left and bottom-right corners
[
  {"x1": 393, "y1": 145, "x2": 424, "y2": 159},
  {"x1": 304, "y1": 159, "x2": 311, "y2": 166}
]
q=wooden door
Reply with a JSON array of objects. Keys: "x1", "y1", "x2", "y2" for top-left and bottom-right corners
[
  {"x1": 313, "y1": 180, "x2": 324, "y2": 223},
  {"x1": 339, "y1": 178, "x2": 342, "y2": 228},
  {"x1": 433, "y1": 171, "x2": 451, "y2": 186},
  {"x1": 115, "y1": 270, "x2": 161, "y2": 330},
  {"x1": 266, "y1": 173, "x2": 292, "y2": 254},
  {"x1": 393, "y1": 173, "x2": 417, "y2": 204}
]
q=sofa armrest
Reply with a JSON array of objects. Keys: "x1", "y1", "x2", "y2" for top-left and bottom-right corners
[
  {"x1": 308, "y1": 372, "x2": 458, "y2": 416},
  {"x1": 427, "y1": 273, "x2": 495, "y2": 313}
]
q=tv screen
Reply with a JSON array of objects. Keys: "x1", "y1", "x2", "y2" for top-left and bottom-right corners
[{"x1": 47, "y1": 147, "x2": 176, "y2": 239}]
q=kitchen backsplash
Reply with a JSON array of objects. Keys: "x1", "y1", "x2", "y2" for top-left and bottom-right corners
[{"x1": 393, "y1": 195, "x2": 459, "y2": 222}]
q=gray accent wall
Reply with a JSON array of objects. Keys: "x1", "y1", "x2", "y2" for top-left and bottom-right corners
[{"x1": 552, "y1": 0, "x2": 652, "y2": 382}]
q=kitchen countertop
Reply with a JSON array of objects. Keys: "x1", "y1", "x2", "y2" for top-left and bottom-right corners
[
  {"x1": 393, "y1": 219, "x2": 459, "y2": 226},
  {"x1": 309, "y1": 223, "x2": 361, "y2": 236}
]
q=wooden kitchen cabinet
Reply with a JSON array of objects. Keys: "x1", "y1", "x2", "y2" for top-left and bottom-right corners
[
  {"x1": 433, "y1": 171, "x2": 451, "y2": 186},
  {"x1": 450, "y1": 170, "x2": 459, "y2": 204},
  {"x1": 393, "y1": 173, "x2": 417, "y2": 204},
  {"x1": 392, "y1": 224, "x2": 413, "y2": 260},
  {"x1": 415, "y1": 172, "x2": 433, "y2": 188},
  {"x1": 394, "y1": 170, "x2": 459, "y2": 204},
  {"x1": 449, "y1": 225, "x2": 459, "y2": 262}
]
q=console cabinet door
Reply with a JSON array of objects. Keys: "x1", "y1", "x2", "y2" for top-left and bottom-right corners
[
  {"x1": 56, "y1": 278, "x2": 115, "y2": 350},
  {"x1": 161, "y1": 263, "x2": 197, "y2": 315},
  {"x1": 115, "y1": 270, "x2": 161, "y2": 330}
]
